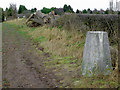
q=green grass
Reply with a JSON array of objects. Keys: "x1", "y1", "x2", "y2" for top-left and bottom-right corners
[
  {"x1": 33, "y1": 36, "x2": 46, "y2": 43},
  {"x1": 4, "y1": 19, "x2": 119, "y2": 88},
  {"x1": 3, "y1": 78, "x2": 10, "y2": 88},
  {"x1": 17, "y1": 30, "x2": 27, "y2": 35}
]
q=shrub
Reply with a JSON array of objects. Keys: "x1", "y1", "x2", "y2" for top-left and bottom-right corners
[{"x1": 52, "y1": 14, "x2": 118, "y2": 46}]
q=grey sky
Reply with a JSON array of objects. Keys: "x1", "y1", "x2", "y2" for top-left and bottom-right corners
[{"x1": 0, "y1": 0, "x2": 119, "y2": 11}]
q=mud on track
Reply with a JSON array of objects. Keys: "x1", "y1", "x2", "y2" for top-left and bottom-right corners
[{"x1": 2, "y1": 23, "x2": 61, "y2": 88}]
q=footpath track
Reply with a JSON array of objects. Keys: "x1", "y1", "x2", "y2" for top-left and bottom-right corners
[{"x1": 2, "y1": 23, "x2": 60, "y2": 88}]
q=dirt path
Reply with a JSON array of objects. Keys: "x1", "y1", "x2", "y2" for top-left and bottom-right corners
[{"x1": 2, "y1": 23, "x2": 61, "y2": 88}]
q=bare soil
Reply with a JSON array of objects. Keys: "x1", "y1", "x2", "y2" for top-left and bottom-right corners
[{"x1": 2, "y1": 23, "x2": 62, "y2": 88}]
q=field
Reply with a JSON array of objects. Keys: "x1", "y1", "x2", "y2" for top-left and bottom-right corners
[{"x1": 2, "y1": 16, "x2": 119, "y2": 88}]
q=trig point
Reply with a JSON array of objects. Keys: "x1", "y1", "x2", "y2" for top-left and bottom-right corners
[{"x1": 82, "y1": 31, "x2": 112, "y2": 76}]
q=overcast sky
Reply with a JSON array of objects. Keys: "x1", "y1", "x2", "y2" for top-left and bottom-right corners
[{"x1": 0, "y1": 0, "x2": 120, "y2": 11}]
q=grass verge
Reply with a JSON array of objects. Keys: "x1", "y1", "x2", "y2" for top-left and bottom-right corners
[{"x1": 3, "y1": 19, "x2": 119, "y2": 88}]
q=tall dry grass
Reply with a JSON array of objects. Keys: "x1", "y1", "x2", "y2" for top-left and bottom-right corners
[
  {"x1": 6, "y1": 19, "x2": 85, "y2": 58},
  {"x1": 5, "y1": 18, "x2": 119, "y2": 88},
  {"x1": 53, "y1": 14, "x2": 118, "y2": 46},
  {"x1": 6, "y1": 18, "x2": 118, "y2": 70}
]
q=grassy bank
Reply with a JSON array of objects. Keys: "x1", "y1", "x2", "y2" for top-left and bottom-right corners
[{"x1": 3, "y1": 19, "x2": 118, "y2": 88}]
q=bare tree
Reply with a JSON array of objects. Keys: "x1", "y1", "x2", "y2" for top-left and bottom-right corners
[{"x1": 9, "y1": 3, "x2": 17, "y2": 18}]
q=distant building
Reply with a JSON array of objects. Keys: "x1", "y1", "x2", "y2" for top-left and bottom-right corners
[
  {"x1": 4, "y1": 17, "x2": 6, "y2": 21},
  {"x1": 22, "y1": 10, "x2": 31, "y2": 18},
  {"x1": 17, "y1": 14, "x2": 24, "y2": 18},
  {"x1": 54, "y1": 8, "x2": 64, "y2": 15},
  {"x1": 119, "y1": 1, "x2": 120, "y2": 11},
  {"x1": 100, "y1": 9, "x2": 105, "y2": 14},
  {"x1": 109, "y1": 0, "x2": 114, "y2": 10},
  {"x1": 92, "y1": 9, "x2": 98, "y2": 14},
  {"x1": 64, "y1": 12, "x2": 72, "y2": 15},
  {"x1": 79, "y1": 11, "x2": 82, "y2": 14},
  {"x1": 110, "y1": 0, "x2": 120, "y2": 11},
  {"x1": 117, "y1": 1, "x2": 120, "y2": 11}
]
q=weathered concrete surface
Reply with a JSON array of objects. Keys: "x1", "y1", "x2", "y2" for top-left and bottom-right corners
[{"x1": 82, "y1": 31, "x2": 112, "y2": 76}]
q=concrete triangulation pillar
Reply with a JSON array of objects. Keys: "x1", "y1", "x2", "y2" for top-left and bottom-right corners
[{"x1": 82, "y1": 31, "x2": 112, "y2": 76}]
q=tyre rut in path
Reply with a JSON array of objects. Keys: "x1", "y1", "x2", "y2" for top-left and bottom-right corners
[{"x1": 2, "y1": 23, "x2": 61, "y2": 88}]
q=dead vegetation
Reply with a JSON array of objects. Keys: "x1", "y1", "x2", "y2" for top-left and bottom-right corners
[
  {"x1": 53, "y1": 14, "x2": 119, "y2": 73},
  {"x1": 5, "y1": 15, "x2": 119, "y2": 88},
  {"x1": 54, "y1": 14, "x2": 118, "y2": 46},
  {"x1": 26, "y1": 10, "x2": 60, "y2": 27}
]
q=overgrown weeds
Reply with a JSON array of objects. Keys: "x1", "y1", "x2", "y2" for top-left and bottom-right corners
[
  {"x1": 4, "y1": 18, "x2": 118, "y2": 88},
  {"x1": 54, "y1": 14, "x2": 118, "y2": 46}
]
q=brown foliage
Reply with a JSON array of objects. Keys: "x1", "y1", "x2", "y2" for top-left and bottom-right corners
[{"x1": 53, "y1": 14, "x2": 118, "y2": 46}]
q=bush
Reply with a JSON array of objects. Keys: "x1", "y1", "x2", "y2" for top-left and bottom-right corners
[
  {"x1": 0, "y1": 8, "x2": 4, "y2": 22},
  {"x1": 41, "y1": 7, "x2": 56, "y2": 14},
  {"x1": 18, "y1": 5, "x2": 27, "y2": 14},
  {"x1": 52, "y1": 14, "x2": 118, "y2": 46}
]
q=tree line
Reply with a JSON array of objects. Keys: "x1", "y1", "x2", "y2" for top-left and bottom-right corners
[
  {"x1": 0, "y1": 3, "x2": 120, "y2": 22},
  {"x1": 0, "y1": 8, "x2": 4, "y2": 22}
]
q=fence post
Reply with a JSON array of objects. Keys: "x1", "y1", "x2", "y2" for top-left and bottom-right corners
[{"x1": 82, "y1": 31, "x2": 112, "y2": 76}]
